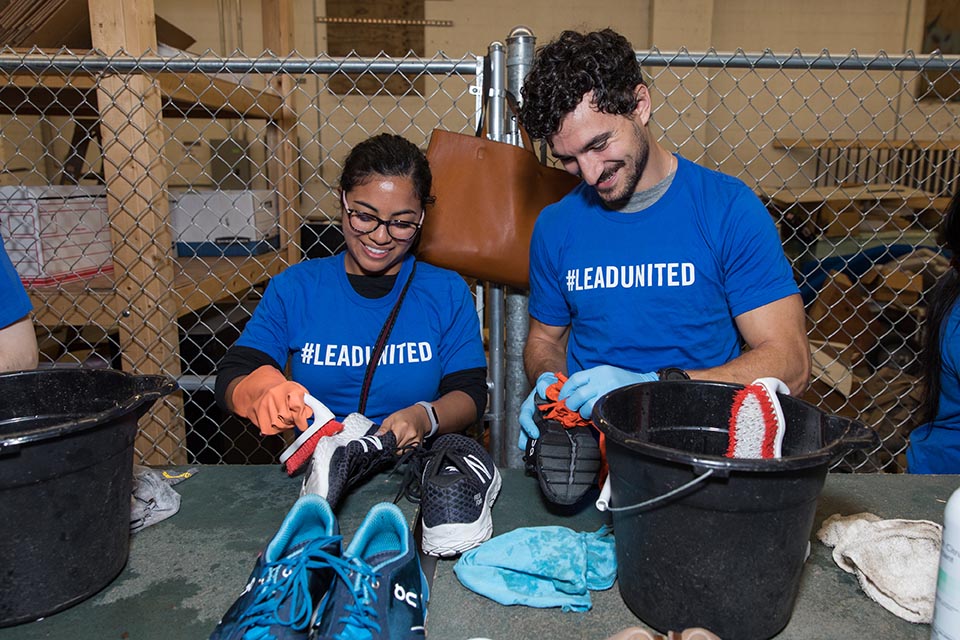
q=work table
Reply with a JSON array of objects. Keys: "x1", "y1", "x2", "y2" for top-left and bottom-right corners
[{"x1": 1, "y1": 466, "x2": 954, "y2": 639}]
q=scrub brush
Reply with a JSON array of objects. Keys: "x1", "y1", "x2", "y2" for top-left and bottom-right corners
[
  {"x1": 279, "y1": 394, "x2": 344, "y2": 477},
  {"x1": 726, "y1": 377, "x2": 789, "y2": 459}
]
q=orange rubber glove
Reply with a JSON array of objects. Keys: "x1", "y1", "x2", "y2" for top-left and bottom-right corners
[{"x1": 230, "y1": 365, "x2": 313, "y2": 435}]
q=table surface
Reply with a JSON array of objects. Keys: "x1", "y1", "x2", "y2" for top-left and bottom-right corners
[{"x1": 1, "y1": 466, "x2": 956, "y2": 640}]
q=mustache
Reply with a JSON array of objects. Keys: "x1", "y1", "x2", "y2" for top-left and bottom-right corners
[{"x1": 596, "y1": 162, "x2": 624, "y2": 185}]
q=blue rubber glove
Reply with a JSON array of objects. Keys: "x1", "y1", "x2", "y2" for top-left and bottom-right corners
[
  {"x1": 517, "y1": 371, "x2": 560, "y2": 451},
  {"x1": 559, "y1": 365, "x2": 659, "y2": 420}
]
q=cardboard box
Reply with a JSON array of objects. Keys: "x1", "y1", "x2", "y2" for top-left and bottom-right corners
[
  {"x1": 861, "y1": 265, "x2": 923, "y2": 306},
  {"x1": 806, "y1": 271, "x2": 880, "y2": 357},
  {"x1": 164, "y1": 138, "x2": 214, "y2": 188},
  {"x1": 816, "y1": 204, "x2": 862, "y2": 238},
  {"x1": 0, "y1": 185, "x2": 112, "y2": 286},
  {"x1": 169, "y1": 189, "x2": 279, "y2": 257},
  {"x1": 803, "y1": 339, "x2": 868, "y2": 419}
]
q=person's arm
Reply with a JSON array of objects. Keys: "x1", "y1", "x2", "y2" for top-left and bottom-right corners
[
  {"x1": 379, "y1": 388, "x2": 480, "y2": 448},
  {"x1": 687, "y1": 294, "x2": 811, "y2": 395},
  {"x1": 523, "y1": 317, "x2": 570, "y2": 384},
  {"x1": 0, "y1": 315, "x2": 38, "y2": 371},
  {"x1": 215, "y1": 345, "x2": 282, "y2": 413}
]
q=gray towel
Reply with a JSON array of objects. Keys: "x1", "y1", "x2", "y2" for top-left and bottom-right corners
[{"x1": 130, "y1": 465, "x2": 198, "y2": 533}]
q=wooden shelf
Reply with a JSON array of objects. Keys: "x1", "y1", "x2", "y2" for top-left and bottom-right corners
[
  {"x1": 774, "y1": 137, "x2": 960, "y2": 152},
  {"x1": 761, "y1": 183, "x2": 946, "y2": 212},
  {"x1": 26, "y1": 253, "x2": 287, "y2": 328},
  {"x1": 0, "y1": 0, "x2": 297, "y2": 464},
  {"x1": 0, "y1": 69, "x2": 283, "y2": 119}
]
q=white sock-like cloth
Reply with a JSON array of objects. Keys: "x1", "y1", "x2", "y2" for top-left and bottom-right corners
[{"x1": 817, "y1": 512, "x2": 941, "y2": 623}]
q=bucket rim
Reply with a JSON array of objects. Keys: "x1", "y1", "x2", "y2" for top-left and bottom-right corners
[
  {"x1": 594, "y1": 379, "x2": 869, "y2": 473},
  {"x1": 0, "y1": 368, "x2": 177, "y2": 450}
]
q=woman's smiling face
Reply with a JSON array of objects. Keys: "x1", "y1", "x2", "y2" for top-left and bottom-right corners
[{"x1": 341, "y1": 174, "x2": 422, "y2": 277}]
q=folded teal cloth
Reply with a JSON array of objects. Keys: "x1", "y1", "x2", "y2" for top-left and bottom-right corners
[{"x1": 453, "y1": 525, "x2": 616, "y2": 612}]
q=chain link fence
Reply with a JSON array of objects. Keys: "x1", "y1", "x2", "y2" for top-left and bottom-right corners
[{"x1": 1, "y1": 45, "x2": 958, "y2": 471}]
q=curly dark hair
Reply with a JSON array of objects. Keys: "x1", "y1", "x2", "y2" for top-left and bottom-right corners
[
  {"x1": 519, "y1": 29, "x2": 645, "y2": 141},
  {"x1": 339, "y1": 133, "x2": 435, "y2": 209}
]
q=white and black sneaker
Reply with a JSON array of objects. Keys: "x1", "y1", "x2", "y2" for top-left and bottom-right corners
[
  {"x1": 404, "y1": 433, "x2": 501, "y2": 557},
  {"x1": 301, "y1": 413, "x2": 400, "y2": 510}
]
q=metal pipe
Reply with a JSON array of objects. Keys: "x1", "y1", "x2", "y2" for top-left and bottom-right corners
[
  {"x1": 485, "y1": 41, "x2": 507, "y2": 466},
  {"x1": 502, "y1": 26, "x2": 537, "y2": 469},
  {"x1": 1, "y1": 52, "x2": 957, "y2": 75}
]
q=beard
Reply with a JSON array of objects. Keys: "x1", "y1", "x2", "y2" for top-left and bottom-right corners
[{"x1": 596, "y1": 123, "x2": 650, "y2": 206}]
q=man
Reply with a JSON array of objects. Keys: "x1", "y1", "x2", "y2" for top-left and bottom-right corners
[
  {"x1": 517, "y1": 28, "x2": 810, "y2": 452},
  {"x1": 0, "y1": 237, "x2": 38, "y2": 371}
]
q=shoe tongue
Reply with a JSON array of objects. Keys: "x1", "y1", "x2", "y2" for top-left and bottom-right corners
[{"x1": 439, "y1": 464, "x2": 460, "y2": 476}]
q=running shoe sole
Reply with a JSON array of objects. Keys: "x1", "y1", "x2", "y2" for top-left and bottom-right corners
[{"x1": 534, "y1": 423, "x2": 602, "y2": 505}]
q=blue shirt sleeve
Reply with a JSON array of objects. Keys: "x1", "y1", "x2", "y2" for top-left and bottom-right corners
[
  {"x1": 715, "y1": 182, "x2": 799, "y2": 318},
  {"x1": 235, "y1": 275, "x2": 292, "y2": 370},
  {"x1": 0, "y1": 236, "x2": 32, "y2": 329},
  {"x1": 436, "y1": 276, "x2": 487, "y2": 377},
  {"x1": 528, "y1": 201, "x2": 572, "y2": 328}
]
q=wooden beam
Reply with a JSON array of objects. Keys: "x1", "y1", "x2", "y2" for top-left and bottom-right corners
[
  {"x1": 261, "y1": 0, "x2": 301, "y2": 265},
  {"x1": 775, "y1": 137, "x2": 960, "y2": 151},
  {"x1": 89, "y1": 0, "x2": 185, "y2": 465}
]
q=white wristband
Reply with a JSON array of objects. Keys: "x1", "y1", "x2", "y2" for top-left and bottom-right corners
[{"x1": 416, "y1": 400, "x2": 439, "y2": 438}]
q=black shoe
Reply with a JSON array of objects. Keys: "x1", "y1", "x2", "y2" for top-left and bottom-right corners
[
  {"x1": 523, "y1": 394, "x2": 601, "y2": 506},
  {"x1": 401, "y1": 433, "x2": 501, "y2": 557},
  {"x1": 301, "y1": 413, "x2": 401, "y2": 510}
]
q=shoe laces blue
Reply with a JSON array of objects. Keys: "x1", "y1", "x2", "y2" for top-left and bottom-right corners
[
  {"x1": 330, "y1": 556, "x2": 384, "y2": 636},
  {"x1": 234, "y1": 536, "x2": 342, "y2": 637}
]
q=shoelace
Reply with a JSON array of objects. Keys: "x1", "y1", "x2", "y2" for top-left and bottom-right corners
[
  {"x1": 537, "y1": 372, "x2": 593, "y2": 428},
  {"x1": 393, "y1": 444, "x2": 443, "y2": 505},
  {"x1": 340, "y1": 438, "x2": 421, "y2": 499},
  {"x1": 329, "y1": 556, "x2": 383, "y2": 634},
  {"x1": 235, "y1": 536, "x2": 343, "y2": 633}
]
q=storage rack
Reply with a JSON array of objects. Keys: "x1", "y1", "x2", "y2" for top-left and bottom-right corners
[{"x1": 1, "y1": 0, "x2": 298, "y2": 464}]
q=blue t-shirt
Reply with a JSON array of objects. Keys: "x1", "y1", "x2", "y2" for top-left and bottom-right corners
[
  {"x1": 529, "y1": 155, "x2": 799, "y2": 375},
  {"x1": 236, "y1": 254, "x2": 486, "y2": 424},
  {"x1": 908, "y1": 301, "x2": 960, "y2": 474},
  {"x1": 0, "y1": 235, "x2": 31, "y2": 329}
]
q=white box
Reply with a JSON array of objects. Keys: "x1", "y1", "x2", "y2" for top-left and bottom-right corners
[
  {"x1": 0, "y1": 185, "x2": 113, "y2": 286},
  {"x1": 169, "y1": 189, "x2": 279, "y2": 256}
]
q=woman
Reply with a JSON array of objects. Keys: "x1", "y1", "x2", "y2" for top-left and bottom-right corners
[
  {"x1": 908, "y1": 188, "x2": 960, "y2": 473},
  {"x1": 215, "y1": 133, "x2": 487, "y2": 458}
]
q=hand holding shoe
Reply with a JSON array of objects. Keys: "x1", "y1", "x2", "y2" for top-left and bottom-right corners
[
  {"x1": 559, "y1": 365, "x2": 658, "y2": 420},
  {"x1": 517, "y1": 371, "x2": 560, "y2": 450}
]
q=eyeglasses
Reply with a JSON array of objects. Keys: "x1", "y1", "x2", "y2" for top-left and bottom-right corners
[{"x1": 342, "y1": 194, "x2": 424, "y2": 241}]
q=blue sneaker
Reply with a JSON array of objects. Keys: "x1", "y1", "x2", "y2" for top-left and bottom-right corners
[
  {"x1": 210, "y1": 494, "x2": 342, "y2": 640},
  {"x1": 311, "y1": 502, "x2": 428, "y2": 639}
]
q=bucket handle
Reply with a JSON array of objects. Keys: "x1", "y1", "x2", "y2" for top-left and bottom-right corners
[{"x1": 596, "y1": 469, "x2": 715, "y2": 514}]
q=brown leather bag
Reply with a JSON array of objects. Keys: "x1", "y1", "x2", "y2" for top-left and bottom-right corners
[{"x1": 419, "y1": 126, "x2": 581, "y2": 289}]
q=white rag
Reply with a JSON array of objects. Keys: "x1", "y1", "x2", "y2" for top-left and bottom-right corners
[{"x1": 817, "y1": 512, "x2": 942, "y2": 623}]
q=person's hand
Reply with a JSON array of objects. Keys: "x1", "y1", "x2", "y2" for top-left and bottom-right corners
[
  {"x1": 560, "y1": 365, "x2": 658, "y2": 420},
  {"x1": 517, "y1": 371, "x2": 560, "y2": 451},
  {"x1": 379, "y1": 404, "x2": 432, "y2": 448},
  {"x1": 230, "y1": 365, "x2": 313, "y2": 435}
]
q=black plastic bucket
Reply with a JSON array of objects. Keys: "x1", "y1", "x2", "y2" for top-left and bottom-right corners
[
  {"x1": 593, "y1": 380, "x2": 878, "y2": 640},
  {"x1": 0, "y1": 368, "x2": 176, "y2": 627}
]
